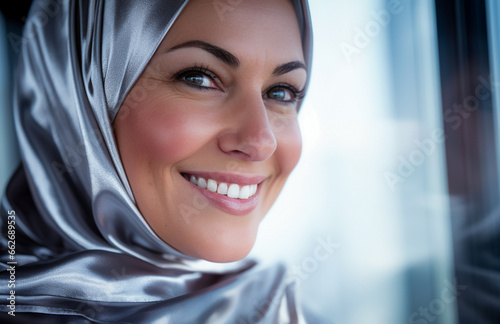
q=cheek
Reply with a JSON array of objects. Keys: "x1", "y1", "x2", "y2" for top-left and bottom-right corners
[
  {"x1": 275, "y1": 119, "x2": 302, "y2": 175},
  {"x1": 118, "y1": 95, "x2": 217, "y2": 166}
]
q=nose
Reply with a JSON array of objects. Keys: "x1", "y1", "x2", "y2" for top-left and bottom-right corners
[{"x1": 217, "y1": 93, "x2": 277, "y2": 162}]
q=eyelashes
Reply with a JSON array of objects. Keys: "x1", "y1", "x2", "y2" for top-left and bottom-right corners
[
  {"x1": 264, "y1": 83, "x2": 305, "y2": 104},
  {"x1": 172, "y1": 65, "x2": 305, "y2": 104},
  {"x1": 173, "y1": 65, "x2": 222, "y2": 91}
]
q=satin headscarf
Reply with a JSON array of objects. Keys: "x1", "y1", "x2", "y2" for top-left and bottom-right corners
[{"x1": 0, "y1": 0, "x2": 315, "y2": 322}]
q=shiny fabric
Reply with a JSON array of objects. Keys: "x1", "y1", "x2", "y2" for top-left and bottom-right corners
[{"x1": 0, "y1": 0, "x2": 315, "y2": 322}]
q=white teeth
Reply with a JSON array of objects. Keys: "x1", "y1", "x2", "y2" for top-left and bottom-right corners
[
  {"x1": 227, "y1": 184, "x2": 240, "y2": 198},
  {"x1": 198, "y1": 177, "x2": 207, "y2": 189},
  {"x1": 217, "y1": 183, "x2": 228, "y2": 195},
  {"x1": 250, "y1": 184, "x2": 257, "y2": 196},
  {"x1": 186, "y1": 174, "x2": 259, "y2": 199},
  {"x1": 207, "y1": 179, "x2": 217, "y2": 192},
  {"x1": 239, "y1": 185, "x2": 250, "y2": 199}
]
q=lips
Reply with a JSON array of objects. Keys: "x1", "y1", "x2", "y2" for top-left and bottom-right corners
[{"x1": 180, "y1": 171, "x2": 266, "y2": 215}]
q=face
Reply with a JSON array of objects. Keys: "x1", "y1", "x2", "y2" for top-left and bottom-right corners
[{"x1": 114, "y1": 0, "x2": 306, "y2": 262}]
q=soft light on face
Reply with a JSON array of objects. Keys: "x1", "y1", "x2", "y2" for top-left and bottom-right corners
[{"x1": 114, "y1": 0, "x2": 306, "y2": 262}]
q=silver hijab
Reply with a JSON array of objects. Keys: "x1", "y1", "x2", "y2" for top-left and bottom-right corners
[{"x1": 0, "y1": 0, "x2": 316, "y2": 322}]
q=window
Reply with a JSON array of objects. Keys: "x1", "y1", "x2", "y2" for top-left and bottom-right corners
[{"x1": 254, "y1": 0, "x2": 500, "y2": 323}]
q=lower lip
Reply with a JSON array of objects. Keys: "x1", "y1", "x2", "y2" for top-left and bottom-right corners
[{"x1": 182, "y1": 176, "x2": 260, "y2": 216}]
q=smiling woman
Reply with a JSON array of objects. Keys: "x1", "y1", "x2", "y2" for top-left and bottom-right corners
[
  {"x1": 114, "y1": 0, "x2": 306, "y2": 263},
  {"x1": 0, "y1": 0, "x2": 319, "y2": 323}
]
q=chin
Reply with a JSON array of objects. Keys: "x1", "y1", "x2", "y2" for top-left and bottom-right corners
[
  {"x1": 182, "y1": 228, "x2": 258, "y2": 263},
  {"x1": 200, "y1": 246, "x2": 253, "y2": 263}
]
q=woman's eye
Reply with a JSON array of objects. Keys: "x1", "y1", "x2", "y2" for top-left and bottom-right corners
[
  {"x1": 266, "y1": 87, "x2": 295, "y2": 102},
  {"x1": 181, "y1": 72, "x2": 213, "y2": 88},
  {"x1": 173, "y1": 67, "x2": 221, "y2": 90}
]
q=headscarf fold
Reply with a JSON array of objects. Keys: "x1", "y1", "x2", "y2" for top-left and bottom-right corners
[{"x1": 0, "y1": 0, "x2": 316, "y2": 322}]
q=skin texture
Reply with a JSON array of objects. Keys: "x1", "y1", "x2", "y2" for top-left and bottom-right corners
[{"x1": 114, "y1": 0, "x2": 306, "y2": 262}]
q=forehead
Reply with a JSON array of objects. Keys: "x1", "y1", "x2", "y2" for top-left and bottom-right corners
[{"x1": 160, "y1": 0, "x2": 305, "y2": 64}]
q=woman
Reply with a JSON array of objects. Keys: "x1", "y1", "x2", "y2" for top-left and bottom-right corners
[{"x1": 0, "y1": 0, "x2": 318, "y2": 322}]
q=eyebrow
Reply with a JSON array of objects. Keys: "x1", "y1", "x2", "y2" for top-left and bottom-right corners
[
  {"x1": 168, "y1": 40, "x2": 240, "y2": 68},
  {"x1": 272, "y1": 61, "x2": 307, "y2": 76},
  {"x1": 167, "y1": 40, "x2": 307, "y2": 76}
]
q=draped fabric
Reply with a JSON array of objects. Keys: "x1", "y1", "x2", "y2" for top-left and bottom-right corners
[{"x1": 0, "y1": 0, "x2": 315, "y2": 322}]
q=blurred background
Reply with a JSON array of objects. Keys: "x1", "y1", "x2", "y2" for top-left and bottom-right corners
[
  {"x1": 2, "y1": 0, "x2": 500, "y2": 323},
  {"x1": 252, "y1": 0, "x2": 500, "y2": 323}
]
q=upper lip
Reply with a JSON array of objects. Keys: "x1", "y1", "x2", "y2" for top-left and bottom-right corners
[{"x1": 181, "y1": 171, "x2": 268, "y2": 186}]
